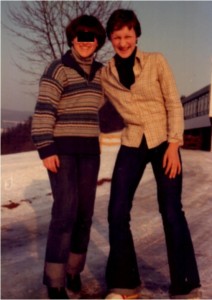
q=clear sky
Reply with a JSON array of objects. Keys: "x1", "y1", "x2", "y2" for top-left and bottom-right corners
[{"x1": 1, "y1": 1, "x2": 212, "y2": 113}]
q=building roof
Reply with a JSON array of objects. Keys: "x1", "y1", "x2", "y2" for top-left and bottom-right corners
[{"x1": 182, "y1": 84, "x2": 210, "y2": 104}]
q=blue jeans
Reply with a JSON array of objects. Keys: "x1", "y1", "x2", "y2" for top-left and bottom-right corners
[
  {"x1": 106, "y1": 138, "x2": 200, "y2": 295},
  {"x1": 43, "y1": 154, "x2": 100, "y2": 287}
]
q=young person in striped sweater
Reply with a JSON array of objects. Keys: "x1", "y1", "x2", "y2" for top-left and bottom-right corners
[{"x1": 31, "y1": 15, "x2": 106, "y2": 299}]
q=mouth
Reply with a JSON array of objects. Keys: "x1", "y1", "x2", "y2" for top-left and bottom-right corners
[
  {"x1": 80, "y1": 47, "x2": 93, "y2": 50},
  {"x1": 118, "y1": 47, "x2": 130, "y2": 52}
]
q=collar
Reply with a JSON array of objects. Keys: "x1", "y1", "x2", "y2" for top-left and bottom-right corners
[{"x1": 61, "y1": 50, "x2": 102, "y2": 81}]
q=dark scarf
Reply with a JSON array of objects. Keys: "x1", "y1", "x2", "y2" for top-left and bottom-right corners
[{"x1": 114, "y1": 47, "x2": 137, "y2": 89}]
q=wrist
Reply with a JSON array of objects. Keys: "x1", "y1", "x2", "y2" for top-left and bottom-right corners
[{"x1": 168, "y1": 142, "x2": 180, "y2": 150}]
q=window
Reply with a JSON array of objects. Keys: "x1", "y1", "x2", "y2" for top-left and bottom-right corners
[{"x1": 183, "y1": 90, "x2": 210, "y2": 119}]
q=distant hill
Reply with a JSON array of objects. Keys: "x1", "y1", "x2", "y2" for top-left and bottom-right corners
[
  {"x1": 1, "y1": 109, "x2": 33, "y2": 129},
  {"x1": 1, "y1": 117, "x2": 35, "y2": 155}
]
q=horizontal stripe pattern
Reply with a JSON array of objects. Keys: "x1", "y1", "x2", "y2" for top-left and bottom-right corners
[{"x1": 31, "y1": 54, "x2": 104, "y2": 157}]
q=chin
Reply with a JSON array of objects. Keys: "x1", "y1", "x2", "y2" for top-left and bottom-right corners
[
  {"x1": 80, "y1": 53, "x2": 91, "y2": 58},
  {"x1": 119, "y1": 54, "x2": 130, "y2": 58},
  {"x1": 118, "y1": 50, "x2": 133, "y2": 58}
]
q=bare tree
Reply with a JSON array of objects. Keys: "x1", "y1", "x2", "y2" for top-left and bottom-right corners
[{"x1": 4, "y1": 1, "x2": 129, "y2": 81}]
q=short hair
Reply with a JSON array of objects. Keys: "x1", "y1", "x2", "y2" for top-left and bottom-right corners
[
  {"x1": 66, "y1": 15, "x2": 106, "y2": 51},
  {"x1": 106, "y1": 9, "x2": 142, "y2": 40}
]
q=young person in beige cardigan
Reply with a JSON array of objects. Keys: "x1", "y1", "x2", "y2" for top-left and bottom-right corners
[{"x1": 101, "y1": 9, "x2": 201, "y2": 300}]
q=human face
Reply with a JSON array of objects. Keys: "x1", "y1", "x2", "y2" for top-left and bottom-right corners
[
  {"x1": 72, "y1": 35, "x2": 98, "y2": 58},
  {"x1": 110, "y1": 26, "x2": 137, "y2": 58}
]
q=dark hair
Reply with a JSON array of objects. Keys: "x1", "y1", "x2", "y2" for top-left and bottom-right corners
[
  {"x1": 106, "y1": 9, "x2": 142, "y2": 40},
  {"x1": 66, "y1": 15, "x2": 106, "y2": 51}
]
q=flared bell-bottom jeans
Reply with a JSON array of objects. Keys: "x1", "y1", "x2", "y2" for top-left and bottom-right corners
[
  {"x1": 43, "y1": 154, "x2": 100, "y2": 287},
  {"x1": 106, "y1": 137, "x2": 200, "y2": 295}
]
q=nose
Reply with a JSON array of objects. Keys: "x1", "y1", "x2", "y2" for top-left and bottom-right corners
[{"x1": 119, "y1": 38, "x2": 127, "y2": 47}]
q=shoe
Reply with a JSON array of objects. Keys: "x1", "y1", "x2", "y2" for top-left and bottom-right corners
[
  {"x1": 170, "y1": 287, "x2": 202, "y2": 299},
  {"x1": 105, "y1": 292, "x2": 140, "y2": 299},
  {"x1": 47, "y1": 287, "x2": 69, "y2": 299},
  {"x1": 66, "y1": 273, "x2": 81, "y2": 293}
]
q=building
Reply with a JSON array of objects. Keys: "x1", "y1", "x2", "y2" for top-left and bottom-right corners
[{"x1": 182, "y1": 84, "x2": 212, "y2": 151}]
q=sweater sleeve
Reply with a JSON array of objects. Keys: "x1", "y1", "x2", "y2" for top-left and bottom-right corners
[{"x1": 31, "y1": 60, "x2": 64, "y2": 159}]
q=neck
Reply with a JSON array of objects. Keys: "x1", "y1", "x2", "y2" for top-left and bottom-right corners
[{"x1": 114, "y1": 47, "x2": 137, "y2": 89}]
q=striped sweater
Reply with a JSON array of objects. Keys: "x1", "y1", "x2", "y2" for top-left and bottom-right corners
[{"x1": 31, "y1": 50, "x2": 104, "y2": 159}]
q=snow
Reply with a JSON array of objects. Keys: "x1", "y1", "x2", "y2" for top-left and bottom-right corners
[{"x1": 1, "y1": 137, "x2": 212, "y2": 299}]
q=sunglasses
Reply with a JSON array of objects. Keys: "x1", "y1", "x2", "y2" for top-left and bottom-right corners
[{"x1": 77, "y1": 31, "x2": 95, "y2": 42}]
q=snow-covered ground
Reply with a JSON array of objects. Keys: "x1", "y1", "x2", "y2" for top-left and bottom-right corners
[{"x1": 1, "y1": 137, "x2": 212, "y2": 299}]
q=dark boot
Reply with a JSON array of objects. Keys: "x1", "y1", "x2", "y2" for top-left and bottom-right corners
[
  {"x1": 66, "y1": 274, "x2": 81, "y2": 293},
  {"x1": 47, "y1": 287, "x2": 69, "y2": 299}
]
